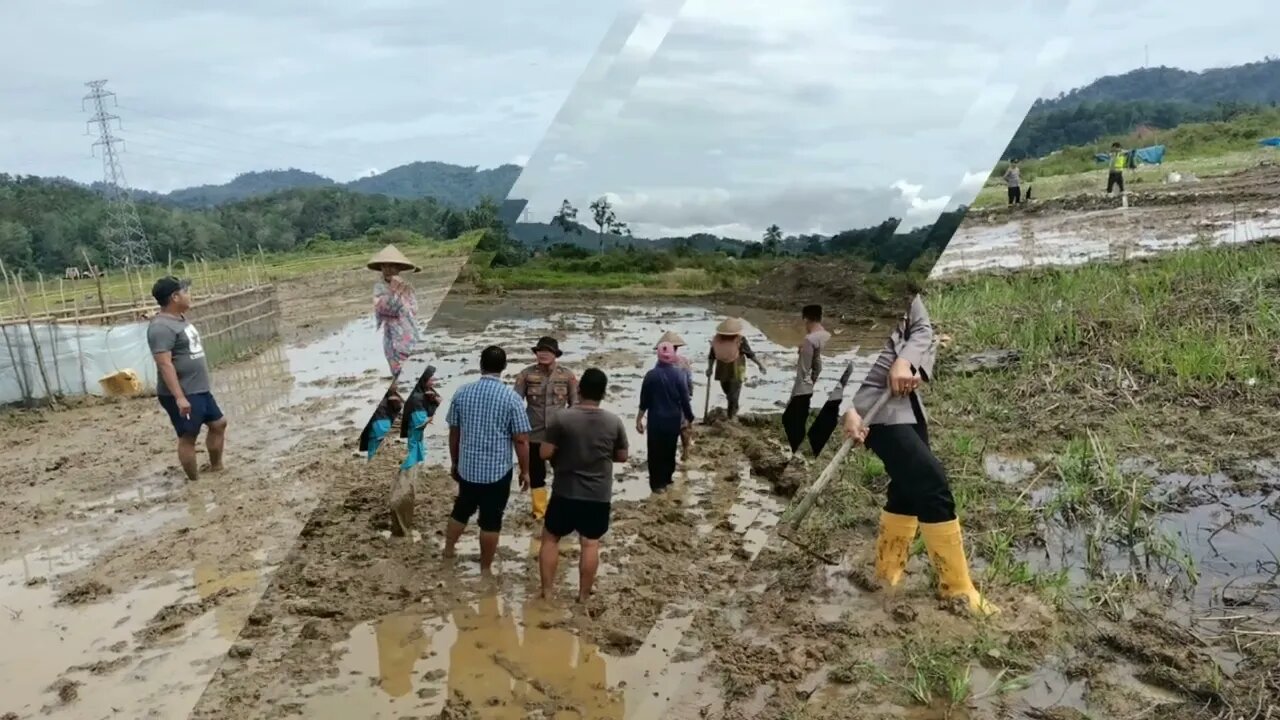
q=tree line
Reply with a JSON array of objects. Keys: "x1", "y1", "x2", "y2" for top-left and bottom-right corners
[{"x1": 0, "y1": 175, "x2": 503, "y2": 275}]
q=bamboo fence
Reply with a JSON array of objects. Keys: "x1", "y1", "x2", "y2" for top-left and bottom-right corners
[{"x1": 0, "y1": 253, "x2": 282, "y2": 408}]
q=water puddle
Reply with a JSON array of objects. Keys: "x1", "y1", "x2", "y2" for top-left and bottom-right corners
[
  {"x1": 284, "y1": 593, "x2": 699, "y2": 719},
  {"x1": 0, "y1": 545, "x2": 265, "y2": 719}
]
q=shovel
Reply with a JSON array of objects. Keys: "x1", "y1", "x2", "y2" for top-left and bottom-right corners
[{"x1": 775, "y1": 388, "x2": 892, "y2": 563}]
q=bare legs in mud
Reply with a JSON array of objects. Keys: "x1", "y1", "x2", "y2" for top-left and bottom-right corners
[
  {"x1": 538, "y1": 531, "x2": 600, "y2": 604},
  {"x1": 177, "y1": 417, "x2": 227, "y2": 482},
  {"x1": 443, "y1": 520, "x2": 502, "y2": 575}
]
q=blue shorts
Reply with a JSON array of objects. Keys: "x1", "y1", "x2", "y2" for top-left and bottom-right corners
[{"x1": 158, "y1": 392, "x2": 225, "y2": 438}]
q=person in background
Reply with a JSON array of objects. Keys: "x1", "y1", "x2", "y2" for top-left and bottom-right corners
[
  {"x1": 399, "y1": 366, "x2": 441, "y2": 471},
  {"x1": 147, "y1": 276, "x2": 227, "y2": 482},
  {"x1": 657, "y1": 330, "x2": 695, "y2": 461},
  {"x1": 513, "y1": 336, "x2": 579, "y2": 522},
  {"x1": 1003, "y1": 159, "x2": 1022, "y2": 205},
  {"x1": 360, "y1": 386, "x2": 405, "y2": 461},
  {"x1": 369, "y1": 244, "x2": 422, "y2": 382},
  {"x1": 637, "y1": 342, "x2": 695, "y2": 494},
  {"x1": 444, "y1": 346, "x2": 532, "y2": 574},
  {"x1": 1106, "y1": 141, "x2": 1129, "y2": 196},
  {"x1": 707, "y1": 318, "x2": 765, "y2": 420},
  {"x1": 781, "y1": 304, "x2": 832, "y2": 457},
  {"x1": 841, "y1": 295, "x2": 997, "y2": 617},
  {"x1": 538, "y1": 368, "x2": 629, "y2": 603}
]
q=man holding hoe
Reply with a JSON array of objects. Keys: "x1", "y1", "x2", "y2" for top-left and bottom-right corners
[{"x1": 841, "y1": 294, "x2": 997, "y2": 617}]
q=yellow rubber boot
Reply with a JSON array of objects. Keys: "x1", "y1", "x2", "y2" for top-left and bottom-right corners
[
  {"x1": 875, "y1": 511, "x2": 919, "y2": 588},
  {"x1": 919, "y1": 519, "x2": 1000, "y2": 617},
  {"x1": 531, "y1": 486, "x2": 549, "y2": 521}
]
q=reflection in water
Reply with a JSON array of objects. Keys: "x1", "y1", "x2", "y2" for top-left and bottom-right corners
[
  {"x1": 447, "y1": 593, "x2": 521, "y2": 713},
  {"x1": 442, "y1": 593, "x2": 622, "y2": 718},
  {"x1": 375, "y1": 611, "x2": 430, "y2": 698}
]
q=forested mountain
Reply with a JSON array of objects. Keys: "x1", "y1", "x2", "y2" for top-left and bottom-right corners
[
  {"x1": 89, "y1": 161, "x2": 523, "y2": 210},
  {"x1": 346, "y1": 162, "x2": 521, "y2": 209},
  {"x1": 1003, "y1": 57, "x2": 1280, "y2": 159}
]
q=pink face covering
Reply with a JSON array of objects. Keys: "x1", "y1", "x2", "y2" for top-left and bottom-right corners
[{"x1": 656, "y1": 342, "x2": 678, "y2": 365}]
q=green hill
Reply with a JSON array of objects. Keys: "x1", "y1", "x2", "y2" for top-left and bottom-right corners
[{"x1": 1004, "y1": 58, "x2": 1280, "y2": 159}]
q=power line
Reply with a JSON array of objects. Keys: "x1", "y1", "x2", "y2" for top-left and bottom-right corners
[{"x1": 84, "y1": 80, "x2": 155, "y2": 269}]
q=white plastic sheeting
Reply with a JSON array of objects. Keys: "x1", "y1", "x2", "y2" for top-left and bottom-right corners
[{"x1": 0, "y1": 320, "x2": 158, "y2": 404}]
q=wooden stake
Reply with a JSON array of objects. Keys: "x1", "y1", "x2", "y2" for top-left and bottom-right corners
[
  {"x1": 82, "y1": 249, "x2": 107, "y2": 320},
  {"x1": 58, "y1": 278, "x2": 68, "y2": 319},
  {"x1": 3, "y1": 265, "x2": 57, "y2": 408},
  {"x1": 38, "y1": 274, "x2": 64, "y2": 395},
  {"x1": 71, "y1": 293, "x2": 87, "y2": 395},
  {"x1": 0, "y1": 322, "x2": 31, "y2": 403}
]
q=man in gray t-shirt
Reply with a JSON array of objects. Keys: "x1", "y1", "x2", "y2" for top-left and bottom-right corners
[
  {"x1": 147, "y1": 276, "x2": 228, "y2": 482},
  {"x1": 537, "y1": 368, "x2": 629, "y2": 603}
]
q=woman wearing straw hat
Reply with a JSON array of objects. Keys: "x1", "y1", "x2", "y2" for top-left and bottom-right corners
[
  {"x1": 657, "y1": 330, "x2": 695, "y2": 460},
  {"x1": 369, "y1": 245, "x2": 423, "y2": 380},
  {"x1": 706, "y1": 318, "x2": 765, "y2": 420}
]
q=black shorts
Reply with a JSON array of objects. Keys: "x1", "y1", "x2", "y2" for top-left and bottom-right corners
[
  {"x1": 450, "y1": 472, "x2": 513, "y2": 533},
  {"x1": 158, "y1": 392, "x2": 224, "y2": 438},
  {"x1": 543, "y1": 496, "x2": 611, "y2": 541}
]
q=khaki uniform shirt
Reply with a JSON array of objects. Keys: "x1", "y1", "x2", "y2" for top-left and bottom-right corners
[
  {"x1": 513, "y1": 363, "x2": 578, "y2": 443},
  {"x1": 853, "y1": 295, "x2": 938, "y2": 426}
]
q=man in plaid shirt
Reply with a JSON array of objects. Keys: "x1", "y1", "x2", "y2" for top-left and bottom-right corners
[{"x1": 443, "y1": 346, "x2": 532, "y2": 573}]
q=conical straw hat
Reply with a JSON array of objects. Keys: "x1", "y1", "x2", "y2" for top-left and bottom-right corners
[
  {"x1": 367, "y1": 245, "x2": 420, "y2": 273},
  {"x1": 715, "y1": 318, "x2": 744, "y2": 336},
  {"x1": 657, "y1": 330, "x2": 686, "y2": 347}
]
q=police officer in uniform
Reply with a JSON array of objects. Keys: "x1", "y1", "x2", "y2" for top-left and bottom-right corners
[{"x1": 513, "y1": 337, "x2": 579, "y2": 520}]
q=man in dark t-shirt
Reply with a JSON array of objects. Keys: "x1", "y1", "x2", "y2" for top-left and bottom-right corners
[
  {"x1": 537, "y1": 368, "x2": 629, "y2": 603},
  {"x1": 147, "y1": 276, "x2": 228, "y2": 482}
]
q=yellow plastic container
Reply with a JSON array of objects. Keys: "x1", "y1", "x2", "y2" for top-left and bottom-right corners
[{"x1": 99, "y1": 369, "x2": 143, "y2": 397}]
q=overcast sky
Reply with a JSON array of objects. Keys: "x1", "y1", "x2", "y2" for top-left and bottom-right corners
[{"x1": 1, "y1": 0, "x2": 1274, "y2": 239}]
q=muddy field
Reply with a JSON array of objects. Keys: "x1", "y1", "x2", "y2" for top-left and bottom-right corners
[
  {"x1": 3, "y1": 234, "x2": 1279, "y2": 719},
  {"x1": 0, "y1": 268, "x2": 880, "y2": 719},
  {"x1": 935, "y1": 164, "x2": 1280, "y2": 276}
]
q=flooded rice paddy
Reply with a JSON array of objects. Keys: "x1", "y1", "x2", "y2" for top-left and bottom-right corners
[
  {"x1": 0, "y1": 292, "x2": 877, "y2": 719},
  {"x1": 2, "y1": 269, "x2": 1278, "y2": 717},
  {"x1": 932, "y1": 201, "x2": 1280, "y2": 277}
]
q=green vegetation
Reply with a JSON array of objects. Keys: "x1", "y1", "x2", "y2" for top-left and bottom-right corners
[
  {"x1": 1005, "y1": 58, "x2": 1280, "y2": 159},
  {"x1": 994, "y1": 107, "x2": 1280, "y2": 177},
  {"x1": 0, "y1": 175, "x2": 500, "y2": 278},
  {"x1": 0, "y1": 231, "x2": 475, "y2": 318},
  {"x1": 467, "y1": 202, "x2": 966, "y2": 294},
  {"x1": 469, "y1": 246, "x2": 775, "y2": 294}
]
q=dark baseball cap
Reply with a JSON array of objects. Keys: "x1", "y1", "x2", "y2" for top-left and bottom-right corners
[{"x1": 151, "y1": 276, "x2": 191, "y2": 306}]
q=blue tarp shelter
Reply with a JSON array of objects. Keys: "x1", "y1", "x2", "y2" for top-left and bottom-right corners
[
  {"x1": 1094, "y1": 145, "x2": 1165, "y2": 166},
  {"x1": 1259, "y1": 137, "x2": 1280, "y2": 147},
  {"x1": 1134, "y1": 145, "x2": 1165, "y2": 164}
]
